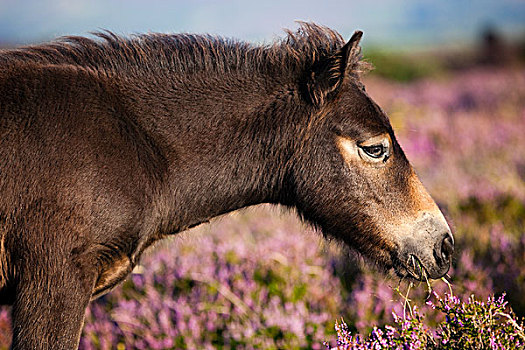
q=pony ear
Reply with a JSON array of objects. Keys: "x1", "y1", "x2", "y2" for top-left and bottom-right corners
[{"x1": 305, "y1": 30, "x2": 363, "y2": 106}]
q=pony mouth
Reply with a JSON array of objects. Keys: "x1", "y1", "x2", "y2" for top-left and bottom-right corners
[{"x1": 393, "y1": 254, "x2": 429, "y2": 282}]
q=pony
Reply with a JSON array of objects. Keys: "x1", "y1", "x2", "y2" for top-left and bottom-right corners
[{"x1": 0, "y1": 23, "x2": 453, "y2": 349}]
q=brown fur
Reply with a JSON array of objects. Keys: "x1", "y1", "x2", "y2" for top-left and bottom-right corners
[{"x1": 0, "y1": 23, "x2": 452, "y2": 349}]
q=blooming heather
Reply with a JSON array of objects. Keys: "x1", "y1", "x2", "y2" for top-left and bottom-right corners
[{"x1": 328, "y1": 292, "x2": 525, "y2": 349}]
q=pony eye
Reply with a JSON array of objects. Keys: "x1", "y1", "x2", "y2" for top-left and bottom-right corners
[{"x1": 361, "y1": 144, "x2": 385, "y2": 158}]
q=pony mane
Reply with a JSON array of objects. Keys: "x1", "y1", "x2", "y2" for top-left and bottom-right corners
[{"x1": 0, "y1": 22, "x2": 367, "y2": 80}]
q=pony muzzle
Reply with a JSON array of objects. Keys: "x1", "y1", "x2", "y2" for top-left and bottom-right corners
[{"x1": 397, "y1": 211, "x2": 454, "y2": 280}]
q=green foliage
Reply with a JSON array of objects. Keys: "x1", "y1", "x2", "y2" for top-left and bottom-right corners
[
  {"x1": 364, "y1": 50, "x2": 444, "y2": 82},
  {"x1": 456, "y1": 195, "x2": 525, "y2": 231}
]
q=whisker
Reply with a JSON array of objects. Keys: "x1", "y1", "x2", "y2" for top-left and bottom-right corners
[
  {"x1": 402, "y1": 282, "x2": 414, "y2": 320},
  {"x1": 441, "y1": 276, "x2": 454, "y2": 296},
  {"x1": 423, "y1": 270, "x2": 432, "y2": 299}
]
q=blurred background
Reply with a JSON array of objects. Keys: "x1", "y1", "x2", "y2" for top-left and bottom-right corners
[
  {"x1": 1, "y1": 1, "x2": 525, "y2": 349},
  {"x1": 1, "y1": 0, "x2": 525, "y2": 49}
]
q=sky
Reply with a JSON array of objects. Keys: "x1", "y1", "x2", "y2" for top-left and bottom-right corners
[{"x1": 0, "y1": 0, "x2": 524, "y2": 49}]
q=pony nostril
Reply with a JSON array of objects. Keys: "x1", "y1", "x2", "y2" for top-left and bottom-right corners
[
  {"x1": 440, "y1": 233, "x2": 454, "y2": 263},
  {"x1": 433, "y1": 233, "x2": 454, "y2": 268}
]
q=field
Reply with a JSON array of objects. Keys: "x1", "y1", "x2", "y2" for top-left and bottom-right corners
[{"x1": 1, "y1": 65, "x2": 524, "y2": 349}]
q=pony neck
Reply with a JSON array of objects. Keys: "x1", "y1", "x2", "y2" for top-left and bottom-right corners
[{"x1": 117, "y1": 69, "x2": 302, "y2": 235}]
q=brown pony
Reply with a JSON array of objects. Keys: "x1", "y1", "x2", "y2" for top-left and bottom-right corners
[{"x1": 0, "y1": 23, "x2": 453, "y2": 349}]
